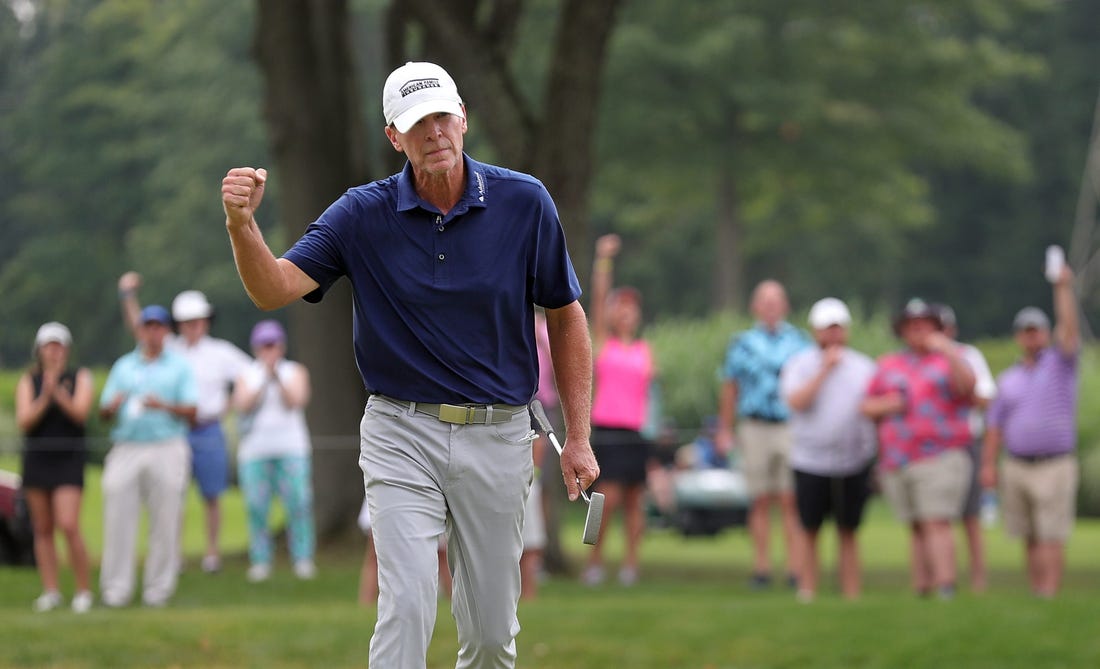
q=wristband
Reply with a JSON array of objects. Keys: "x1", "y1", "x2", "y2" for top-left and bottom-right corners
[{"x1": 595, "y1": 257, "x2": 613, "y2": 272}]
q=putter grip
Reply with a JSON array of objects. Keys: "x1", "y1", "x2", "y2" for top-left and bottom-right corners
[
  {"x1": 532, "y1": 402, "x2": 594, "y2": 501},
  {"x1": 530, "y1": 399, "x2": 565, "y2": 458},
  {"x1": 530, "y1": 399, "x2": 552, "y2": 433}
]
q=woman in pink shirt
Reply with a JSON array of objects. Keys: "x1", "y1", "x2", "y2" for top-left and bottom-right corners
[{"x1": 582, "y1": 234, "x2": 656, "y2": 587}]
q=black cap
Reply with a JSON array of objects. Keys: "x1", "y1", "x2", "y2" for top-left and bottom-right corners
[{"x1": 893, "y1": 298, "x2": 942, "y2": 335}]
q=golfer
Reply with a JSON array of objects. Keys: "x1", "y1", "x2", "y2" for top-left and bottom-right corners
[{"x1": 221, "y1": 61, "x2": 597, "y2": 668}]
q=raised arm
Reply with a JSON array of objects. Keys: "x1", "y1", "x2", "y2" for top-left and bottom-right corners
[
  {"x1": 589, "y1": 234, "x2": 620, "y2": 352},
  {"x1": 221, "y1": 167, "x2": 319, "y2": 310},
  {"x1": 117, "y1": 272, "x2": 143, "y2": 339},
  {"x1": 545, "y1": 300, "x2": 598, "y2": 500},
  {"x1": 1052, "y1": 265, "x2": 1080, "y2": 356}
]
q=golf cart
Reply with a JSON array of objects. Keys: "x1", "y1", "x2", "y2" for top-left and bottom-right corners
[{"x1": 0, "y1": 469, "x2": 35, "y2": 566}]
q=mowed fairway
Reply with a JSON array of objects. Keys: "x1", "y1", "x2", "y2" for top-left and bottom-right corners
[{"x1": 0, "y1": 463, "x2": 1098, "y2": 668}]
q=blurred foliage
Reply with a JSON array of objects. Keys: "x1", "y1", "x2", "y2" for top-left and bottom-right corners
[
  {"x1": 0, "y1": 0, "x2": 272, "y2": 366},
  {"x1": 591, "y1": 0, "x2": 1053, "y2": 316},
  {"x1": 1, "y1": 0, "x2": 1097, "y2": 367}
]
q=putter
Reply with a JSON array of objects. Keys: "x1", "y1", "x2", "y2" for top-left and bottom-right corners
[{"x1": 530, "y1": 399, "x2": 605, "y2": 545}]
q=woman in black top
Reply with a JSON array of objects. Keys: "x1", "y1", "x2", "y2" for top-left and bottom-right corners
[{"x1": 15, "y1": 322, "x2": 94, "y2": 612}]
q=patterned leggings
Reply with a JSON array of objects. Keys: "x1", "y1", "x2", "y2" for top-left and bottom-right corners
[{"x1": 238, "y1": 455, "x2": 315, "y2": 566}]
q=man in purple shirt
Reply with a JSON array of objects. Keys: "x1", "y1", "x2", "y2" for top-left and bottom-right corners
[{"x1": 981, "y1": 265, "x2": 1079, "y2": 599}]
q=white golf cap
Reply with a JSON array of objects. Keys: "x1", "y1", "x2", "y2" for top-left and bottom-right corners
[
  {"x1": 35, "y1": 321, "x2": 72, "y2": 348},
  {"x1": 808, "y1": 297, "x2": 851, "y2": 330},
  {"x1": 172, "y1": 290, "x2": 213, "y2": 322},
  {"x1": 383, "y1": 62, "x2": 464, "y2": 133}
]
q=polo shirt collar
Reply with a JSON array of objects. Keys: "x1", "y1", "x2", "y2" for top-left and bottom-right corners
[{"x1": 395, "y1": 153, "x2": 490, "y2": 217}]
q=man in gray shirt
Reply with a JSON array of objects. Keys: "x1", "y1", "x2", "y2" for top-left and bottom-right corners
[{"x1": 779, "y1": 298, "x2": 877, "y2": 601}]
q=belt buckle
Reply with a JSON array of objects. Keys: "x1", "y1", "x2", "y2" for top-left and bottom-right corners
[{"x1": 438, "y1": 404, "x2": 471, "y2": 424}]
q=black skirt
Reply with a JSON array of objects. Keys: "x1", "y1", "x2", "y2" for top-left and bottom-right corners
[
  {"x1": 21, "y1": 444, "x2": 86, "y2": 490},
  {"x1": 591, "y1": 426, "x2": 652, "y2": 485}
]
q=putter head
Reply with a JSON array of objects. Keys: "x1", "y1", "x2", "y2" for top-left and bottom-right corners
[{"x1": 581, "y1": 491, "x2": 605, "y2": 545}]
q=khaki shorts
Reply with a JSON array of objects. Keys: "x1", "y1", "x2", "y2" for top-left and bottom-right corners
[
  {"x1": 738, "y1": 420, "x2": 793, "y2": 498},
  {"x1": 1001, "y1": 455, "x2": 1078, "y2": 542},
  {"x1": 880, "y1": 449, "x2": 971, "y2": 523}
]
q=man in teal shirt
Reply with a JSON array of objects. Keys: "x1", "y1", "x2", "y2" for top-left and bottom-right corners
[
  {"x1": 99, "y1": 305, "x2": 197, "y2": 607},
  {"x1": 718, "y1": 280, "x2": 810, "y2": 589}
]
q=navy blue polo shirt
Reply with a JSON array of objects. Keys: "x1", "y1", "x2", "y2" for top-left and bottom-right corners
[{"x1": 282, "y1": 154, "x2": 581, "y2": 405}]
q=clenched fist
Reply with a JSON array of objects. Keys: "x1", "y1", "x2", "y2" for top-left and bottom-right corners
[{"x1": 222, "y1": 167, "x2": 268, "y2": 231}]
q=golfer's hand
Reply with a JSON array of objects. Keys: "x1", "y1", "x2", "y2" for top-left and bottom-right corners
[
  {"x1": 560, "y1": 437, "x2": 599, "y2": 501},
  {"x1": 222, "y1": 167, "x2": 267, "y2": 230}
]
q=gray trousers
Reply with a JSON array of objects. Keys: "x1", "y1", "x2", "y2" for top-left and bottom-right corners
[{"x1": 361, "y1": 396, "x2": 535, "y2": 669}]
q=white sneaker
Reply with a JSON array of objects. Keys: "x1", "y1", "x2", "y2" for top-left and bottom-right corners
[
  {"x1": 581, "y1": 565, "x2": 605, "y2": 587},
  {"x1": 293, "y1": 559, "x2": 316, "y2": 580},
  {"x1": 71, "y1": 591, "x2": 94, "y2": 613},
  {"x1": 618, "y1": 566, "x2": 639, "y2": 587},
  {"x1": 32, "y1": 591, "x2": 63, "y2": 612},
  {"x1": 246, "y1": 563, "x2": 271, "y2": 583},
  {"x1": 201, "y1": 555, "x2": 222, "y2": 573}
]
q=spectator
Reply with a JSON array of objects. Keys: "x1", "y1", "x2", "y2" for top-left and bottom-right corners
[
  {"x1": 780, "y1": 298, "x2": 877, "y2": 602},
  {"x1": 15, "y1": 322, "x2": 94, "y2": 613},
  {"x1": 861, "y1": 298, "x2": 975, "y2": 599},
  {"x1": 98, "y1": 305, "x2": 198, "y2": 607},
  {"x1": 118, "y1": 273, "x2": 251, "y2": 573},
  {"x1": 981, "y1": 265, "x2": 1080, "y2": 599},
  {"x1": 583, "y1": 233, "x2": 656, "y2": 587},
  {"x1": 221, "y1": 61, "x2": 596, "y2": 668},
  {"x1": 232, "y1": 319, "x2": 316, "y2": 582},
  {"x1": 717, "y1": 280, "x2": 809, "y2": 589},
  {"x1": 935, "y1": 303, "x2": 997, "y2": 592}
]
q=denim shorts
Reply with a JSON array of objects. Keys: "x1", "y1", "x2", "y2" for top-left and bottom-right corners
[{"x1": 189, "y1": 422, "x2": 229, "y2": 500}]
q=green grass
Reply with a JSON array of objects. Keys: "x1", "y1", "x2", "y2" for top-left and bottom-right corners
[{"x1": 1, "y1": 460, "x2": 1099, "y2": 668}]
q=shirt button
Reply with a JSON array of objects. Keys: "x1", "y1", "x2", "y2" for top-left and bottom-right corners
[{"x1": 438, "y1": 254, "x2": 446, "y2": 261}]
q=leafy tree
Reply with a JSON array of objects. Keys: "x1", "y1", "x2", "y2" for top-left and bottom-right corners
[
  {"x1": 914, "y1": 0, "x2": 1100, "y2": 337},
  {"x1": 592, "y1": 0, "x2": 1043, "y2": 317},
  {"x1": 0, "y1": 0, "x2": 270, "y2": 365}
]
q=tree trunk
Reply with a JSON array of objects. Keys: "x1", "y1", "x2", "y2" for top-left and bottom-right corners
[
  {"x1": 713, "y1": 164, "x2": 744, "y2": 312},
  {"x1": 254, "y1": 0, "x2": 369, "y2": 540}
]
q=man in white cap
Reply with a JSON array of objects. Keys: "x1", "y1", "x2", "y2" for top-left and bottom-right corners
[
  {"x1": 117, "y1": 274, "x2": 251, "y2": 574},
  {"x1": 779, "y1": 298, "x2": 876, "y2": 602},
  {"x1": 221, "y1": 62, "x2": 597, "y2": 668}
]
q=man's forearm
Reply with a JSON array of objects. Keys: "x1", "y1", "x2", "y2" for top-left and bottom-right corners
[
  {"x1": 545, "y1": 302, "x2": 592, "y2": 443},
  {"x1": 227, "y1": 217, "x2": 297, "y2": 311},
  {"x1": 1053, "y1": 278, "x2": 1080, "y2": 353}
]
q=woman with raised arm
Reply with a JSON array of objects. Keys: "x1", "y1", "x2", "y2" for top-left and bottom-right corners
[{"x1": 582, "y1": 234, "x2": 657, "y2": 587}]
